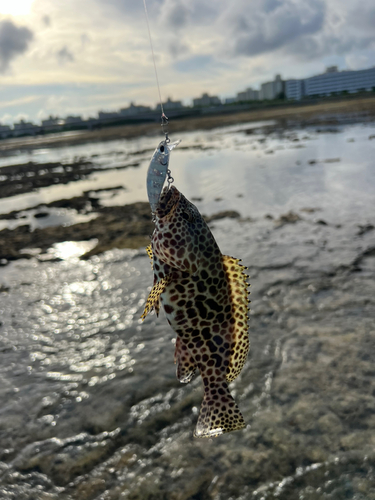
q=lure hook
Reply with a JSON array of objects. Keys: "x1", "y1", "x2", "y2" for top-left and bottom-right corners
[
  {"x1": 166, "y1": 169, "x2": 174, "y2": 188},
  {"x1": 161, "y1": 112, "x2": 169, "y2": 143}
]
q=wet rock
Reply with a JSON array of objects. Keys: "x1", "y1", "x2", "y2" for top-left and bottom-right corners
[
  {"x1": 357, "y1": 224, "x2": 374, "y2": 236},
  {"x1": 274, "y1": 211, "x2": 302, "y2": 228},
  {"x1": 324, "y1": 157, "x2": 340, "y2": 163},
  {"x1": 204, "y1": 210, "x2": 241, "y2": 223},
  {"x1": 11, "y1": 429, "x2": 120, "y2": 486},
  {"x1": 300, "y1": 207, "x2": 320, "y2": 213},
  {"x1": 34, "y1": 212, "x2": 49, "y2": 219},
  {"x1": 0, "y1": 203, "x2": 153, "y2": 262},
  {"x1": 0, "y1": 161, "x2": 136, "y2": 200}
]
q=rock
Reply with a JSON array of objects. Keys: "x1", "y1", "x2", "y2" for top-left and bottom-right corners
[
  {"x1": 204, "y1": 210, "x2": 241, "y2": 223},
  {"x1": 357, "y1": 224, "x2": 374, "y2": 236},
  {"x1": 274, "y1": 211, "x2": 302, "y2": 228}
]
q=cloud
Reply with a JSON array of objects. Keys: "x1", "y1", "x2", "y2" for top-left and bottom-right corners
[
  {"x1": 173, "y1": 54, "x2": 213, "y2": 73},
  {"x1": 227, "y1": 0, "x2": 325, "y2": 57},
  {"x1": 57, "y1": 46, "x2": 75, "y2": 64},
  {"x1": 42, "y1": 15, "x2": 51, "y2": 27},
  {"x1": 0, "y1": 20, "x2": 33, "y2": 72}
]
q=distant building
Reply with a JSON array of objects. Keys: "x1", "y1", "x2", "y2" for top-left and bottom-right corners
[
  {"x1": 285, "y1": 66, "x2": 375, "y2": 100},
  {"x1": 13, "y1": 120, "x2": 40, "y2": 136},
  {"x1": 236, "y1": 87, "x2": 259, "y2": 101},
  {"x1": 98, "y1": 111, "x2": 120, "y2": 122},
  {"x1": 119, "y1": 103, "x2": 151, "y2": 116},
  {"x1": 259, "y1": 75, "x2": 284, "y2": 100},
  {"x1": 0, "y1": 123, "x2": 11, "y2": 138},
  {"x1": 304, "y1": 66, "x2": 375, "y2": 97},
  {"x1": 193, "y1": 93, "x2": 221, "y2": 107},
  {"x1": 285, "y1": 79, "x2": 305, "y2": 100},
  {"x1": 156, "y1": 97, "x2": 183, "y2": 111},
  {"x1": 64, "y1": 115, "x2": 84, "y2": 125},
  {"x1": 224, "y1": 97, "x2": 237, "y2": 105},
  {"x1": 41, "y1": 116, "x2": 64, "y2": 132}
]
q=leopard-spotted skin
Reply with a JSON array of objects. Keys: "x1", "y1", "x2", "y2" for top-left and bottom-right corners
[{"x1": 142, "y1": 186, "x2": 250, "y2": 438}]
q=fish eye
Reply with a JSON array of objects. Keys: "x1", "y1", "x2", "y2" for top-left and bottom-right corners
[
  {"x1": 160, "y1": 145, "x2": 165, "y2": 153},
  {"x1": 182, "y1": 211, "x2": 194, "y2": 222}
]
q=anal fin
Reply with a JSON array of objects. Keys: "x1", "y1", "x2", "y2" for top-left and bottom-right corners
[
  {"x1": 174, "y1": 336, "x2": 196, "y2": 383},
  {"x1": 141, "y1": 274, "x2": 173, "y2": 320},
  {"x1": 194, "y1": 380, "x2": 245, "y2": 438}
]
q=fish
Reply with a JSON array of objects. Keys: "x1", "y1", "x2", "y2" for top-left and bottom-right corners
[
  {"x1": 146, "y1": 139, "x2": 180, "y2": 214},
  {"x1": 142, "y1": 185, "x2": 250, "y2": 438}
]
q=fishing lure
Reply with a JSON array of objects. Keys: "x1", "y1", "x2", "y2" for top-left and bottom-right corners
[{"x1": 146, "y1": 138, "x2": 180, "y2": 214}]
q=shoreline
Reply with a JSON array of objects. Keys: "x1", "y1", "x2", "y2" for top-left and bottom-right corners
[
  {"x1": 1, "y1": 101, "x2": 375, "y2": 264},
  {"x1": 1, "y1": 96, "x2": 375, "y2": 154}
]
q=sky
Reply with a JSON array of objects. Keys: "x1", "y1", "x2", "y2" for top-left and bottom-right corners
[{"x1": 0, "y1": 0, "x2": 374, "y2": 125}]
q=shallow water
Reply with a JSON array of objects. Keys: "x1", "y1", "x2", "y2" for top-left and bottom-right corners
[{"x1": 0, "y1": 121, "x2": 375, "y2": 499}]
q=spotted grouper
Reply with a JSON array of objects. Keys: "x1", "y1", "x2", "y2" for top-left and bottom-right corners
[{"x1": 142, "y1": 185, "x2": 250, "y2": 438}]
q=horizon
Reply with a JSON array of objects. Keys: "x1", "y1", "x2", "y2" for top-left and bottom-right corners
[{"x1": 0, "y1": 0, "x2": 375, "y2": 125}]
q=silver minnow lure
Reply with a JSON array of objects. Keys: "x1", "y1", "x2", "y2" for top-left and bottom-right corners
[{"x1": 146, "y1": 139, "x2": 180, "y2": 213}]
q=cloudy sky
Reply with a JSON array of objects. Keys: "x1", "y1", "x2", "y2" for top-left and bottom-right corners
[{"x1": 0, "y1": 0, "x2": 374, "y2": 124}]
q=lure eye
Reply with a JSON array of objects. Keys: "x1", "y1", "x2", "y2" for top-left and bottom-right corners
[{"x1": 160, "y1": 145, "x2": 165, "y2": 153}]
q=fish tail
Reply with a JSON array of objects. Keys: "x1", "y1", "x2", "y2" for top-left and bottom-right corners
[{"x1": 194, "y1": 380, "x2": 245, "y2": 438}]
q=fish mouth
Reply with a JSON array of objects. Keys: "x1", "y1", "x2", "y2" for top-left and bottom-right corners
[{"x1": 156, "y1": 185, "x2": 180, "y2": 218}]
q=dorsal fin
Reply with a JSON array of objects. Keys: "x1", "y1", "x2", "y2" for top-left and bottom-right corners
[{"x1": 222, "y1": 255, "x2": 250, "y2": 382}]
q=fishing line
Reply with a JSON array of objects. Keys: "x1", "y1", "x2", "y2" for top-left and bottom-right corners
[{"x1": 142, "y1": 0, "x2": 169, "y2": 139}]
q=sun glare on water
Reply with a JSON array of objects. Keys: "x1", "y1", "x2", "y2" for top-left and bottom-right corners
[{"x1": 0, "y1": 0, "x2": 34, "y2": 16}]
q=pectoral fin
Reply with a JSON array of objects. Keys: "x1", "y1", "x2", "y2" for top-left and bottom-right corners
[
  {"x1": 146, "y1": 244, "x2": 153, "y2": 268},
  {"x1": 141, "y1": 274, "x2": 173, "y2": 320}
]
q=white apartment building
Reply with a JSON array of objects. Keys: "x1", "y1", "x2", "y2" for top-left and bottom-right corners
[
  {"x1": 156, "y1": 98, "x2": 183, "y2": 111},
  {"x1": 285, "y1": 79, "x2": 304, "y2": 100},
  {"x1": 259, "y1": 75, "x2": 284, "y2": 100},
  {"x1": 119, "y1": 103, "x2": 151, "y2": 116},
  {"x1": 285, "y1": 66, "x2": 375, "y2": 100},
  {"x1": 193, "y1": 93, "x2": 221, "y2": 107},
  {"x1": 236, "y1": 87, "x2": 259, "y2": 101},
  {"x1": 41, "y1": 116, "x2": 64, "y2": 132},
  {"x1": 13, "y1": 120, "x2": 40, "y2": 136},
  {"x1": 64, "y1": 115, "x2": 84, "y2": 125},
  {"x1": 0, "y1": 123, "x2": 11, "y2": 138}
]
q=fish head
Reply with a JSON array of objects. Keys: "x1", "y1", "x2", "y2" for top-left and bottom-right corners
[{"x1": 153, "y1": 186, "x2": 215, "y2": 273}]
